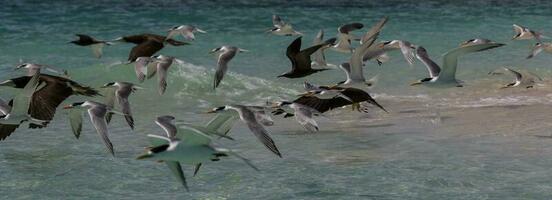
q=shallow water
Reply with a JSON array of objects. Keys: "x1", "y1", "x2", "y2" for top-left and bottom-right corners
[{"x1": 2, "y1": 0, "x2": 552, "y2": 199}]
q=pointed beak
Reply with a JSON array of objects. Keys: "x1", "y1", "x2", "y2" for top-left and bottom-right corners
[
  {"x1": 239, "y1": 49, "x2": 249, "y2": 52},
  {"x1": 297, "y1": 91, "x2": 315, "y2": 97},
  {"x1": 270, "y1": 102, "x2": 282, "y2": 108},
  {"x1": 196, "y1": 28, "x2": 207, "y2": 33},
  {"x1": 111, "y1": 37, "x2": 124, "y2": 42},
  {"x1": 410, "y1": 81, "x2": 422, "y2": 86},
  {"x1": 136, "y1": 153, "x2": 153, "y2": 160},
  {"x1": 63, "y1": 105, "x2": 74, "y2": 109},
  {"x1": 206, "y1": 109, "x2": 217, "y2": 113}
]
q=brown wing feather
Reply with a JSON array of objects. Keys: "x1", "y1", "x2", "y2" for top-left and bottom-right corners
[
  {"x1": 0, "y1": 123, "x2": 19, "y2": 141},
  {"x1": 128, "y1": 40, "x2": 164, "y2": 62},
  {"x1": 293, "y1": 96, "x2": 351, "y2": 113}
]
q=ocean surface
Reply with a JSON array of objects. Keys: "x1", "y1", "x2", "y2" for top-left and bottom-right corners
[{"x1": 2, "y1": 0, "x2": 552, "y2": 199}]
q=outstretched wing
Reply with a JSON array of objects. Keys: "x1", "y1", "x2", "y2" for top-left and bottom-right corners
[{"x1": 439, "y1": 43, "x2": 505, "y2": 82}]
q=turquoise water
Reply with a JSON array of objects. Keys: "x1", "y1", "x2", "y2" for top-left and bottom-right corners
[{"x1": 2, "y1": 0, "x2": 552, "y2": 199}]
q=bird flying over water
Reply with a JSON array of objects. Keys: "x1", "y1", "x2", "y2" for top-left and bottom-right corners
[
  {"x1": 113, "y1": 33, "x2": 189, "y2": 62},
  {"x1": 293, "y1": 86, "x2": 387, "y2": 113},
  {"x1": 137, "y1": 115, "x2": 257, "y2": 190},
  {"x1": 488, "y1": 67, "x2": 542, "y2": 89},
  {"x1": 208, "y1": 105, "x2": 282, "y2": 157},
  {"x1": 210, "y1": 46, "x2": 248, "y2": 89},
  {"x1": 512, "y1": 24, "x2": 544, "y2": 42},
  {"x1": 70, "y1": 34, "x2": 113, "y2": 58},
  {"x1": 367, "y1": 40, "x2": 416, "y2": 66},
  {"x1": 278, "y1": 37, "x2": 327, "y2": 78},
  {"x1": 64, "y1": 101, "x2": 125, "y2": 155},
  {"x1": 0, "y1": 74, "x2": 46, "y2": 140},
  {"x1": 311, "y1": 30, "x2": 337, "y2": 68},
  {"x1": 14, "y1": 63, "x2": 69, "y2": 77},
  {"x1": 331, "y1": 22, "x2": 364, "y2": 53},
  {"x1": 272, "y1": 101, "x2": 322, "y2": 132},
  {"x1": 166, "y1": 25, "x2": 207, "y2": 41},
  {"x1": 411, "y1": 42, "x2": 505, "y2": 88},
  {"x1": 336, "y1": 17, "x2": 388, "y2": 88},
  {"x1": 526, "y1": 42, "x2": 552, "y2": 59},
  {"x1": 0, "y1": 74, "x2": 100, "y2": 131},
  {"x1": 267, "y1": 15, "x2": 302, "y2": 36},
  {"x1": 143, "y1": 55, "x2": 184, "y2": 95},
  {"x1": 102, "y1": 82, "x2": 142, "y2": 129}
]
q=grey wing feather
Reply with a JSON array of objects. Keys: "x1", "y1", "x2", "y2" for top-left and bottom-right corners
[
  {"x1": 246, "y1": 121, "x2": 281, "y2": 157},
  {"x1": 166, "y1": 161, "x2": 188, "y2": 191},
  {"x1": 399, "y1": 41, "x2": 415, "y2": 66},
  {"x1": 0, "y1": 98, "x2": 11, "y2": 115},
  {"x1": 88, "y1": 108, "x2": 114, "y2": 155},
  {"x1": 293, "y1": 105, "x2": 319, "y2": 132},
  {"x1": 146, "y1": 61, "x2": 158, "y2": 79},
  {"x1": 118, "y1": 95, "x2": 134, "y2": 129},
  {"x1": 156, "y1": 117, "x2": 177, "y2": 139},
  {"x1": 361, "y1": 17, "x2": 388, "y2": 44},
  {"x1": 68, "y1": 108, "x2": 83, "y2": 139},
  {"x1": 439, "y1": 43, "x2": 504, "y2": 82},
  {"x1": 103, "y1": 87, "x2": 116, "y2": 123},
  {"x1": 504, "y1": 68, "x2": 522, "y2": 82},
  {"x1": 415, "y1": 46, "x2": 441, "y2": 78},
  {"x1": 157, "y1": 63, "x2": 168, "y2": 95},
  {"x1": 134, "y1": 59, "x2": 148, "y2": 82},
  {"x1": 214, "y1": 49, "x2": 237, "y2": 89},
  {"x1": 11, "y1": 73, "x2": 39, "y2": 115},
  {"x1": 526, "y1": 45, "x2": 543, "y2": 59}
]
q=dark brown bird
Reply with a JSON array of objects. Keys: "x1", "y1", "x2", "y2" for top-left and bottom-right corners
[
  {"x1": 278, "y1": 37, "x2": 328, "y2": 78},
  {"x1": 115, "y1": 33, "x2": 189, "y2": 62},
  {"x1": 0, "y1": 74, "x2": 100, "y2": 140},
  {"x1": 292, "y1": 87, "x2": 387, "y2": 113},
  {"x1": 70, "y1": 34, "x2": 113, "y2": 58}
]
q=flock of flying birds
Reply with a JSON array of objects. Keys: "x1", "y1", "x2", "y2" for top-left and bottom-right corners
[{"x1": 0, "y1": 15, "x2": 549, "y2": 190}]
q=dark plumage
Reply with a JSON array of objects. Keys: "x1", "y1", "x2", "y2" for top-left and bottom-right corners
[
  {"x1": 2, "y1": 74, "x2": 100, "y2": 130},
  {"x1": 70, "y1": 34, "x2": 107, "y2": 46},
  {"x1": 278, "y1": 37, "x2": 328, "y2": 78},
  {"x1": 293, "y1": 87, "x2": 387, "y2": 113},
  {"x1": 118, "y1": 33, "x2": 189, "y2": 62}
]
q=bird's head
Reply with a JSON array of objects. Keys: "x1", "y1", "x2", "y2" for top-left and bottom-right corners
[
  {"x1": 207, "y1": 106, "x2": 227, "y2": 113},
  {"x1": 156, "y1": 115, "x2": 175, "y2": 122},
  {"x1": 101, "y1": 82, "x2": 116, "y2": 88},
  {"x1": 209, "y1": 47, "x2": 222, "y2": 54},
  {"x1": 14, "y1": 63, "x2": 30, "y2": 71},
  {"x1": 271, "y1": 101, "x2": 292, "y2": 108},
  {"x1": 459, "y1": 39, "x2": 476, "y2": 47},
  {"x1": 168, "y1": 25, "x2": 182, "y2": 31},
  {"x1": 378, "y1": 40, "x2": 395, "y2": 48}
]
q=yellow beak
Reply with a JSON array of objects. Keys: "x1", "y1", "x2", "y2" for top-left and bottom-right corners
[{"x1": 410, "y1": 81, "x2": 422, "y2": 86}]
